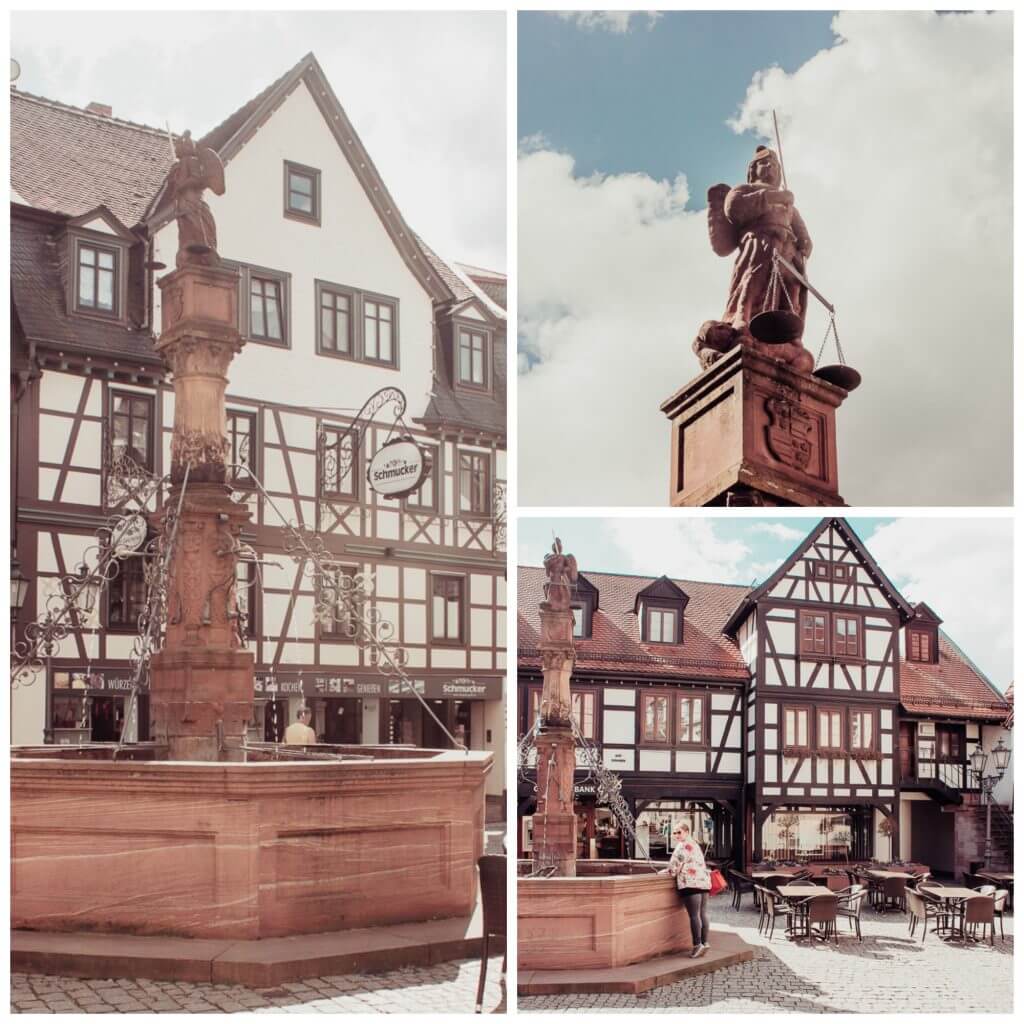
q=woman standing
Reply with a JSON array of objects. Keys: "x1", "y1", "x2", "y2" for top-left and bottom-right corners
[{"x1": 663, "y1": 822, "x2": 712, "y2": 958}]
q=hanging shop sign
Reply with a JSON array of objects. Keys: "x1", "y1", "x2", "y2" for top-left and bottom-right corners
[
  {"x1": 366, "y1": 436, "x2": 427, "y2": 499},
  {"x1": 254, "y1": 672, "x2": 502, "y2": 701}
]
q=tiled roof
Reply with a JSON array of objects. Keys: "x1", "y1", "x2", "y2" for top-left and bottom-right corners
[
  {"x1": 517, "y1": 564, "x2": 1012, "y2": 720},
  {"x1": 417, "y1": 235, "x2": 475, "y2": 301},
  {"x1": 11, "y1": 211, "x2": 160, "y2": 364},
  {"x1": 900, "y1": 633, "x2": 1011, "y2": 720},
  {"x1": 10, "y1": 91, "x2": 175, "y2": 226},
  {"x1": 518, "y1": 567, "x2": 752, "y2": 681}
]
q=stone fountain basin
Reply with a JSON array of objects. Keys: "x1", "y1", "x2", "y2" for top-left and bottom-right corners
[
  {"x1": 12, "y1": 746, "x2": 491, "y2": 940},
  {"x1": 517, "y1": 859, "x2": 693, "y2": 970}
]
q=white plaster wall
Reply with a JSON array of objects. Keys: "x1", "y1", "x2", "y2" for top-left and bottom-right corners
[
  {"x1": 11, "y1": 669, "x2": 46, "y2": 746},
  {"x1": 603, "y1": 709, "x2": 635, "y2": 744},
  {"x1": 152, "y1": 80, "x2": 435, "y2": 417}
]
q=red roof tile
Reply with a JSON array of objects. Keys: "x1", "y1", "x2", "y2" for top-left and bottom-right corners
[
  {"x1": 900, "y1": 633, "x2": 1010, "y2": 720},
  {"x1": 518, "y1": 567, "x2": 751, "y2": 681},
  {"x1": 11, "y1": 91, "x2": 175, "y2": 226}
]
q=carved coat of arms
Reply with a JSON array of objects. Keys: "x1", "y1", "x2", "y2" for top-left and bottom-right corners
[{"x1": 765, "y1": 389, "x2": 814, "y2": 471}]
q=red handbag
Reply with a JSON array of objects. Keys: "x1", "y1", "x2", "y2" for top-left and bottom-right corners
[{"x1": 709, "y1": 869, "x2": 728, "y2": 897}]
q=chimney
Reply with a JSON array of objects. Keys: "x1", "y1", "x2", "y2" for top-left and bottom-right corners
[{"x1": 86, "y1": 101, "x2": 112, "y2": 117}]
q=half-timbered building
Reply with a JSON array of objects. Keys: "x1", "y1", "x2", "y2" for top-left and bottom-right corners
[
  {"x1": 517, "y1": 518, "x2": 1012, "y2": 875},
  {"x1": 11, "y1": 53, "x2": 506, "y2": 815}
]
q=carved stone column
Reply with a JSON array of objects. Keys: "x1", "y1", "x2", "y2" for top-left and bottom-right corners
[
  {"x1": 150, "y1": 264, "x2": 254, "y2": 762},
  {"x1": 660, "y1": 345, "x2": 849, "y2": 507},
  {"x1": 533, "y1": 606, "x2": 578, "y2": 876}
]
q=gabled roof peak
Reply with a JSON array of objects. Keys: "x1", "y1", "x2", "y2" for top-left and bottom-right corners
[
  {"x1": 633, "y1": 575, "x2": 690, "y2": 616},
  {"x1": 910, "y1": 601, "x2": 943, "y2": 625}
]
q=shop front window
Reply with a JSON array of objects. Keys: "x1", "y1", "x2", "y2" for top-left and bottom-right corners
[
  {"x1": 761, "y1": 809, "x2": 868, "y2": 862},
  {"x1": 453, "y1": 700, "x2": 472, "y2": 748}
]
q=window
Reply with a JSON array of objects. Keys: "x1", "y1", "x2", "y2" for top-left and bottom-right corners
[
  {"x1": 363, "y1": 296, "x2": 397, "y2": 366},
  {"x1": 817, "y1": 708, "x2": 844, "y2": 751},
  {"x1": 107, "y1": 552, "x2": 146, "y2": 630},
  {"x1": 572, "y1": 604, "x2": 586, "y2": 639},
  {"x1": 850, "y1": 710, "x2": 875, "y2": 753},
  {"x1": 76, "y1": 242, "x2": 119, "y2": 315},
  {"x1": 572, "y1": 690, "x2": 596, "y2": 740},
  {"x1": 909, "y1": 630, "x2": 933, "y2": 663},
  {"x1": 458, "y1": 451, "x2": 491, "y2": 516},
  {"x1": 640, "y1": 691, "x2": 672, "y2": 745},
  {"x1": 527, "y1": 687, "x2": 542, "y2": 728},
  {"x1": 249, "y1": 274, "x2": 285, "y2": 344},
  {"x1": 645, "y1": 606, "x2": 679, "y2": 644},
  {"x1": 834, "y1": 564, "x2": 849, "y2": 581},
  {"x1": 937, "y1": 727, "x2": 962, "y2": 761},
  {"x1": 678, "y1": 695, "x2": 704, "y2": 746},
  {"x1": 784, "y1": 706, "x2": 810, "y2": 749},
  {"x1": 405, "y1": 447, "x2": 437, "y2": 512},
  {"x1": 227, "y1": 410, "x2": 256, "y2": 483},
  {"x1": 320, "y1": 565, "x2": 359, "y2": 640},
  {"x1": 284, "y1": 161, "x2": 321, "y2": 224},
  {"x1": 318, "y1": 285, "x2": 353, "y2": 357},
  {"x1": 321, "y1": 428, "x2": 358, "y2": 500},
  {"x1": 833, "y1": 615, "x2": 860, "y2": 658},
  {"x1": 110, "y1": 391, "x2": 154, "y2": 470},
  {"x1": 800, "y1": 612, "x2": 827, "y2": 656},
  {"x1": 431, "y1": 576, "x2": 464, "y2": 644},
  {"x1": 457, "y1": 328, "x2": 488, "y2": 388}
]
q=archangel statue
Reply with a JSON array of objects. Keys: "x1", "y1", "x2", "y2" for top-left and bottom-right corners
[
  {"x1": 542, "y1": 538, "x2": 578, "y2": 612},
  {"x1": 167, "y1": 130, "x2": 226, "y2": 268},
  {"x1": 695, "y1": 145, "x2": 814, "y2": 374}
]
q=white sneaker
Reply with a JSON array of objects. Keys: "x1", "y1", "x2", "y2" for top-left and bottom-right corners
[{"x1": 689, "y1": 943, "x2": 704, "y2": 959}]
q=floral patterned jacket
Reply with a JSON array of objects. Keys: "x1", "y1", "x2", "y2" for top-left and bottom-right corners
[{"x1": 667, "y1": 838, "x2": 712, "y2": 891}]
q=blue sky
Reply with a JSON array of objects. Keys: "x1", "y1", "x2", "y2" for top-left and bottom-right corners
[
  {"x1": 517, "y1": 516, "x2": 1012, "y2": 687},
  {"x1": 518, "y1": 516, "x2": 890, "y2": 582},
  {"x1": 518, "y1": 10, "x2": 837, "y2": 205}
]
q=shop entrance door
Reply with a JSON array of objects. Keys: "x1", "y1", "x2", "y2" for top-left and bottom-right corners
[
  {"x1": 324, "y1": 698, "x2": 362, "y2": 743},
  {"x1": 384, "y1": 699, "x2": 422, "y2": 745},
  {"x1": 422, "y1": 700, "x2": 451, "y2": 749},
  {"x1": 90, "y1": 696, "x2": 124, "y2": 742},
  {"x1": 264, "y1": 699, "x2": 288, "y2": 741}
]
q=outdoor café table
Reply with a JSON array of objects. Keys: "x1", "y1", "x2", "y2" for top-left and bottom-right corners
[
  {"x1": 977, "y1": 871, "x2": 1013, "y2": 909},
  {"x1": 778, "y1": 885, "x2": 829, "y2": 940},
  {"x1": 919, "y1": 886, "x2": 979, "y2": 941},
  {"x1": 864, "y1": 869, "x2": 916, "y2": 880}
]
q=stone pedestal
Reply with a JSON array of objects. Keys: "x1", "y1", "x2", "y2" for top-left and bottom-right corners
[
  {"x1": 533, "y1": 604, "x2": 578, "y2": 876},
  {"x1": 660, "y1": 345, "x2": 849, "y2": 507},
  {"x1": 150, "y1": 262, "x2": 253, "y2": 761}
]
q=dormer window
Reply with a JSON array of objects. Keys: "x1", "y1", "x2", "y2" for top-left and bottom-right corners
[
  {"x1": 645, "y1": 606, "x2": 679, "y2": 644},
  {"x1": 906, "y1": 602, "x2": 941, "y2": 664},
  {"x1": 457, "y1": 327, "x2": 489, "y2": 389},
  {"x1": 635, "y1": 576, "x2": 689, "y2": 645},
  {"x1": 571, "y1": 574, "x2": 599, "y2": 641},
  {"x1": 908, "y1": 630, "x2": 934, "y2": 663},
  {"x1": 77, "y1": 242, "x2": 119, "y2": 314}
]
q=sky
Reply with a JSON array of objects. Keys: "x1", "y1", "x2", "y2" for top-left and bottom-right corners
[
  {"x1": 9, "y1": 11, "x2": 506, "y2": 272},
  {"x1": 517, "y1": 10, "x2": 1013, "y2": 506},
  {"x1": 518, "y1": 515, "x2": 1013, "y2": 690}
]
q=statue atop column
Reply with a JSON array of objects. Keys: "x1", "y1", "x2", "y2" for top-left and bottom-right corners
[
  {"x1": 694, "y1": 144, "x2": 815, "y2": 374},
  {"x1": 542, "y1": 538, "x2": 578, "y2": 612},
  {"x1": 168, "y1": 130, "x2": 225, "y2": 268}
]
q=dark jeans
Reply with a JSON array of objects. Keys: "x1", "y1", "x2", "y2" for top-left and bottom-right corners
[{"x1": 679, "y1": 888, "x2": 710, "y2": 946}]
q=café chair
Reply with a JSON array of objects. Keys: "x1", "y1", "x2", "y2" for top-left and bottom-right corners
[
  {"x1": 973, "y1": 884, "x2": 997, "y2": 897},
  {"x1": 992, "y1": 889, "x2": 1009, "y2": 940},
  {"x1": 802, "y1": 892, "x2": 840, "y2": 944},
  {"x1": 475, "y1": 855, "x2": 506, "y2": 1014},
  {"x1": 729, "y1": 869, "x2": 757, "y2": 911},
  {"x1": 878, "y1": 876, "x2": 907, "y2": 913},
  {"x1": 907, "y1": 888, "x2": 947, "y2": 944},
  {"x1": 835, "y1": 885, "x2": 868, "y2": 941},
  {"x1": 960, "y1": 894, "x2": 996, "y2": 946},
  {"x1": 756, "y1": 884, "x2": 793, "y2": 940}
]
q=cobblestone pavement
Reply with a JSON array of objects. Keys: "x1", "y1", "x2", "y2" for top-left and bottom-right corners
[
  {"x1": 11, "y1": 957, "x2": 505, "y2": 1014},
  {"x1": 520, "y1": 895, "x2": 1013, "y2": 1013}
]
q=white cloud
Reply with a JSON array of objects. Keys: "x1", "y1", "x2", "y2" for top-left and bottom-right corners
[
  {"x1": 10, "y1": 11, "x2": 505, "y2": 271},
  {"x1": 519, "y1": 11, "x2": 1011, "y2": 505},
  {"x1": 748, "y1": 523, "x2": 806, "y2": 543},
  {"x1": 553, "y1": 12, "x2": 662, "y2": 34},
  {"x1": 865, "y1": 519, "x2": 1012, "y2": 689}
]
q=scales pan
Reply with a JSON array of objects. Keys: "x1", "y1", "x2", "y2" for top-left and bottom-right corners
[
  {"x1": 814, "y1": 364, "x2": 862, "y2": 391},
  {"x1": 749, "y1": 309, "x2": 803, "y2": 344}
]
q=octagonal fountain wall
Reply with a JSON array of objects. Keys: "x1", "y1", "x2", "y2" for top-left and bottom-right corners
[
  {"x1": 12, "y1": 744, "x2": 491, "y2": 940},
  {"x1": 517, "y1": 860, "x2": 693, "y2": 970}
]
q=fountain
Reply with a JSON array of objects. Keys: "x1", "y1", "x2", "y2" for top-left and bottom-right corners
[
  {"x1": 11, "y1": 135, "x2": 490, "y2": 971},
  {"x1": 517, "y1": 540, "x2": 753, "y2": 993}
]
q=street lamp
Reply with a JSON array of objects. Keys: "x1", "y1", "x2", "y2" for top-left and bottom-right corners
[
  {"x1": 10, "y1": 558, "x2": 31, "y2": 617},
  {"x1": 969, "y1": 738, "x2": 1012, "y2": 869}
]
